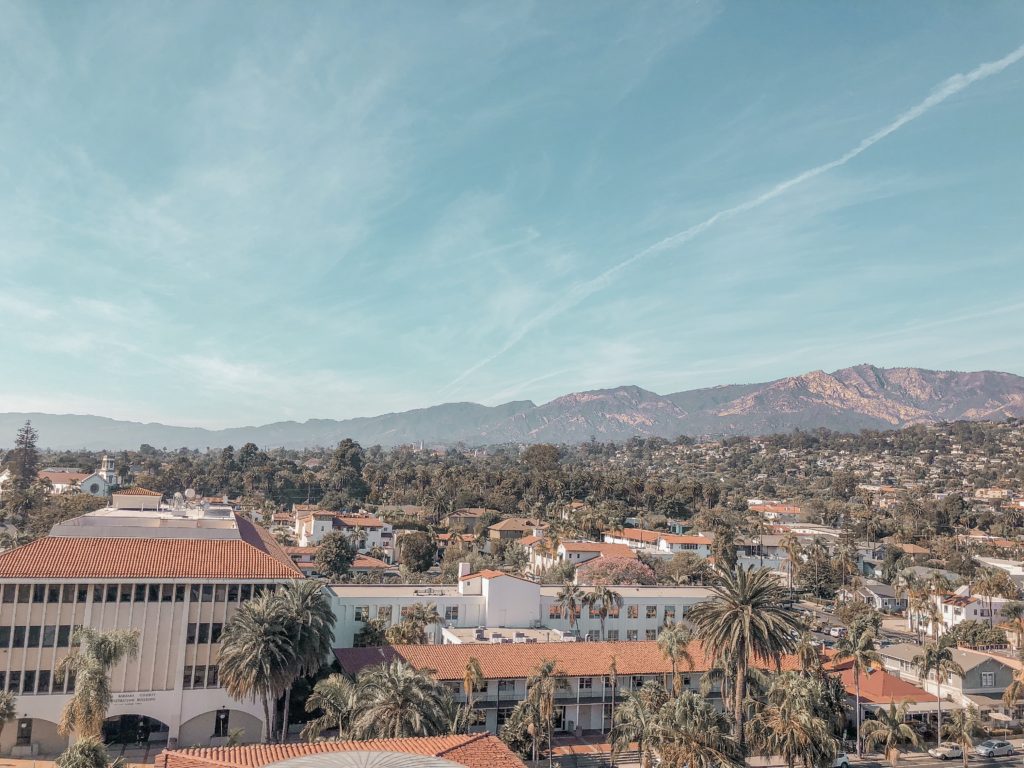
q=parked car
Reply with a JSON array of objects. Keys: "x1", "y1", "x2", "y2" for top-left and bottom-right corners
[
  {"x1": 829, "y1": 626, "x2": 848, "y2": 638},
  {"x1": 975, "y1": 740, "x2": 1014, "y2": 757},
  {"x1": 832, "y1": 753, "x2": 850, "y2": 768},
  {"x1": 929, "y1": 743, "x2": 964, "y2": 760}
]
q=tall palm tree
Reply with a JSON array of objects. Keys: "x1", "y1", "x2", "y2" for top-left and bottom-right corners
[
  {"x1": 1001, "y1": 601, "x2": 1024, "y2": 650},
  {"x1": 527, "y1": 659, "x2": 559, "y2": 767},
  {"x1": 1002, "y1": 663, "x2": 1024, "y2": 714},
  {"x1": 301, "y1": 673, "x2": 356, "y2": 741},
  {"x1": 689, "y1": 566, "x2": 801, "y2": 745},
  {"x1": 779, "y1": 532, "x2": 803, "y2": 595},
  {"x1": 974, "y1": 569, "x2": 1019, "y2": 627},
  {"x1": 611, "y1": 682, "x2": 668, "y2": 768},
  {"x1": 860, "y1": 700, "x2": 919, "y2": 768},
  {"x1": 746, "y1": 675, "x2": 838, "y2": 768},
  {"x1": 607, "y1": 655, "x2": 618, "y2": 737},
  {"x1": 912, "y1": 643, "x2": 965, "y2": 750},
  {"x1": 350, "y1": 660, "x2": 454, "y2": 739},
  {"x1": 657, "y1": 622, "x2": 694, "y2": 694},
  {"x1": 941, "y1": 705, "x2": 980, "y2": 768},
  {"x1": 833, "y1": 626, "x2": 881, "y2": 757},
  {"x1": 218, "y1": 591, "x2": 296, "y2": 741},
  {"x1": 55, "y1": 736, "x2": 121, "y2": 768},
  {"x1": 0, "y1": 690, "x2": 16, "y2": 746},
  {"x1": 794, "y1": 632, "x2": 822, "y2": 677},
  {"x1": 276, "y1": 580, "x2": 337, "y2": 741},
  {"x1": 462, "y1": 657, "x2": 485, "y2": 728},
  {"x1": 582, "y1": 586, "x2": 624, "y2": 641},
  {"x1": 554, "y1": 582, "x2": 584, "y2": 633},
  {"x1": 653, "y1": 690, "x2": 744, "y2": 768},
  {"x1": 56, "y1": 627, "x2": 139, "y2": 738}
]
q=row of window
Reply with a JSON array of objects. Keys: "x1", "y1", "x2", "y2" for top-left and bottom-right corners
[
  {"x1": 1, "y1": 669, "x2": 74, "y2": 695},
  {"x1": 353, "y1": 605, "x2": 461, "y2": 622},
  {"x1": 183, "y1": 664, "x2": 219, "y2": 689},
  {"x1": 454, "y1": 673, "x2": 677, "y2": 696},
  {"x1": 185, "y1": 622, "x2": 224, "y2": 644},
  {"x1": 0, "y1": 624, "x2": 76, "y2": 649},
  {"x1": 1, "y1": 582, "x2": 280, "y2": 606},
  {"x1": 548, "y1": 604, "x2": 688, "y2": 621}
]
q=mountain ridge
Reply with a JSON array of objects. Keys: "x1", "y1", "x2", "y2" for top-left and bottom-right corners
[{"x1": 3, "y1": 364, "x2": 1023, "y2": 450}]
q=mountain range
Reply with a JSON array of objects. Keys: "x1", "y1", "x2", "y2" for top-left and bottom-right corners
[{"x1": 3, "y1": 364, "x2": 1024, "y2": 450}]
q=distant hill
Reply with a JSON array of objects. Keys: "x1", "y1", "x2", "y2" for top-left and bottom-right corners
[{"x1": 3, "y1": 364, "x2": 1023, "y2": 450}]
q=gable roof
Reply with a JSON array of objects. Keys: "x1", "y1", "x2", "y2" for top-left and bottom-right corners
[
  {"x1": 560, "y1": 541, "x2": 637, "y2": 559},
  {"x1": 38, "y1": 470, "x2": 90, "y2": 485},
  {"x1": 837, "y1": 667, "x2": 937, "y2": 705},
  {"x1": 336, "y1": 640, "x2": 804, "y2": 681},
  {"x1": 157, "y1": 735, "x2": 524, "y2": 768},
  {"x1": 113, "y1": 487, "x2": 162, "y2": 496}
]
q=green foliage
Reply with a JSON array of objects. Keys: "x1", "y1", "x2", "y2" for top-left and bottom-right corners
[
  {"x1": 940, "y1": 620, "x2": 1007, "y2": 648},
  {"x1": 398, "y1": 531, "x2": 436, "y2": 573},
  {"x1": 315, "y1": 532, "x2": 359, "y2": 581}
]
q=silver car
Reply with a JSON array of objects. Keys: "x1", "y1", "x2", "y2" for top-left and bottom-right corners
[{"x1": 975, "y1": 740, "x2": 1014, "y2": 757}]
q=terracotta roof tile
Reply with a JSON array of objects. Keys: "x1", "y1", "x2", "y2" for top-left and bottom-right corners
[
  {"x1": 837, "y1": 667, "x2": 937, "y2": 705},
  {"x1": 157, "y1": 735, "x2": 524, "y2": 768},
  {"x1": 561, "y1": 542, "x2": 636, "y2": 559},
  {"x1": 38, "y1": 470, "x2": 90, "y2": 485},
  {"x1": 353, "y1": 554, "x2": 393, "y2": 570},
  {"x1": 113, "y1": 487, "x2": 162, "y2": 496},
  {"x1": 336, "y1": 640, "x2": 804, "y2": 681}
]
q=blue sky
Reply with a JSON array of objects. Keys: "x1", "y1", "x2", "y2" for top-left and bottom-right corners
[{"x1": 1, "y1": 2, "x2": 1023, "y2": 428}]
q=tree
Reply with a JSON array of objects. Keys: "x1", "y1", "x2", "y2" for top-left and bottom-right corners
[
  {"x1": 315, "y1": 532, "x2": 358, "y2": 581},
  {"x1": 582, "y1": 586, "x2": 624, "y2": 641},
  {"x1": 349, "y1": 660, "x2": 455, "y2": 739},
  {"x1": 55, "y1": 737, "x2": 121, "y2": 768},
  {"x1": 940, "y1": 619, "x2": 1006, "y2": 648},
  {"x1": 577, "y1": 557, "x2": 656, "y2": 586},
  {"x1": 653, "y1": 690, "x2": 744, "y2": 768},
  {"x1": 399, "y1": 531, "x2": 436, "y2": 573},
  {"x1": 1001, "y1": 601, "x2": 1024, "y2": 649},
  {"x1": 218, "y1": 591, "x2": 295, "y2": 741},
  {"x1": 833, "y1": 626, "x2": 881, "y2": 757},
  {"x1": 912, "y1": 643, "x2": 965, "y2": 750},
  {"x1": 385, "y1": 602, "x2": 441, "y2": 645},
  {"x1": 611, "y1": 681, "x2": 668, "y2": 768},
  {"x1": 0, "y1": 690, "x2": 15, "y2": 746},
  {"x1": 56, "y1": 628, "x2": 140, "y2": 738},
  {"x1": 462, "y1": 657, "x2": 485, "y2": 726},
  {"x1": 941, "y1": 705, "x2": 981, "y2": 768},
  {"x1": 554, "y1": 582, "x2": 584, "y2": 633},
  {"x1": 526, "y1": 659, "x2": 560, "y2": 766},
  {"x1": 689, "y1": 567, "x2": 801, "y2": 746},
  {"x1": 746, "y1": 674, "x2": 838, "y2": 768},
  {"x1": 301, "y1": 673, "x2": 357, "y2": 741},
  {"x1": 974, "y1": 568, "x2": 1020, "y2": 627},
  {"x1": 8, "y1": 420, "x2": 40, "y2": 490},
  {"x1": 353, "y1": 618, "x2": 387, "y2": 647},
  {"x1": 860, "y1": 700, "x2": 919, "y2": 767},
  {"x1": 499, "y1": 698, "x2": 545, "y2": 760},
  {"x1": 276, "y1": 580, "x2": 337, "y2": 741},
  {"x1": 657, "y1": 622, "x2": 694, "y2": 694}
]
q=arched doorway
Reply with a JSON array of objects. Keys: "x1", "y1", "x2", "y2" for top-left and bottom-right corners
[{"x1": 102, "y1": 714, "x2": 170, "y2": 746}]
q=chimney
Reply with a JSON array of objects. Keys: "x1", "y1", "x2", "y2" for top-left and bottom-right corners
[{"x1": 457, "y1": 562, "x2": 472, "y2": 579}]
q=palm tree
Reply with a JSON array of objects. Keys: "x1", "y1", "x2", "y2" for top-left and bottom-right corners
[
  {"x1": 582, "y1": 586, "x2": 623, "y2": 641},
  {"x1": 974, "y1": 569, "x2": 1019, "y2": 627},
  {"x1": 350, "y1": 660, "x2": 453, "y2": 739},
  {"x1": 611, "y1": 682, "x2": 668, "y2": 768},
  {"x1": 689, "y1": 566, "x2": 801, "y2": 745},
  {"x1": 55, "y1": 736, "x2": 121, "y2": 768},
  {"x1": 554, "y1": 582, "x2": 584, "y2": 633},
  {"x1": 861, "y1": 700, "x2": 919, "y2": 767},
  {"x1": 218, "y1": 591, "x2": 296, "y2": 741},
  {"x1": 653, "y1": 690, "x2": 744, "y2": 768},
  {"x1": 912, "y1": 643, "x2": 965, "y2": 750},
  {"x1": 276, "y1": 580, "x2": 337, "y2": 741},
  {"x1": 0, "y1": 690, "x2": 15, "y2": 747},
  {"x1": 657, "y1": 622, "x2": 694, "y2": 694},
  {"x1": 607, "y1": 655, "x2": 618, "y2": 737},
  {"x1": 794, "y1": 632, "x2": 822, "y2": 677},
  {"x1": 462, "y1": 657, "x2": 485, "y2": 727},
  {"x1": 56, "y1": 627, "x2": 139, "y2": 738},
  {"x1": 746, "y1": 675, "x2": 838, "y2": 768},
  {"x1": 527, "y1": 659, "x2": 559, "y2": 767},
  {"x1": 301, "y1": 673, "x2": 356, "y2": 741},
  {"x1": 941, "y1": 705, "x2": 980, "y2": 768},
  {"x1": 1001, "y1": 601, "x2": 1024, "y2": 650},
  {"x1": 833, "y1": 626, "x2": 881, "y2": 757},
  {"x1": 1002, "y1": 663, "x2": 1024, "y2": 714},
  {"x1": 780, "y1": 532, "x2": 803, "y2": 595}
]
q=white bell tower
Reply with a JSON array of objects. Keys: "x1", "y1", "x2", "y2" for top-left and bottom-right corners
[{"x1": 100, "y1": 454, "x2": 116, "y2": 484}]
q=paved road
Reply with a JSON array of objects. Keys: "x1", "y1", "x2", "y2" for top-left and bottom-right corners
[
  {"x1": 795, "y1": 601, "x2": 917, "y2": 646},
  {"x1": 857, "y1": 752, "x2": 1022, "y2": 768}
]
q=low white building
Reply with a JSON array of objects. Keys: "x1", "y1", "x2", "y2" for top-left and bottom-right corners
[{"x1": 294, "y1": 508, "x2": 393, "y2": 558}]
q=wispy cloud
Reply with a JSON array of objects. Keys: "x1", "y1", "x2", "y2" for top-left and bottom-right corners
[{"x1": 443, "y1": 42, "x2": 1024, "y2": 392}]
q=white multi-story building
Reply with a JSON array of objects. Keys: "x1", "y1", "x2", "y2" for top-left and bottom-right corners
[
  {"x1": 0, "y1": 491, "x2": 303, "y2": 756},
  {"x1": 294, "y1": 508, "x2": 393, "y2": 557},
  {"x1": 329, "y1": 567, "x2": 714, "y2": 648}
]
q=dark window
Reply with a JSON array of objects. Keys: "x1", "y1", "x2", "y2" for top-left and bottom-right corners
[
  {"x1": 186, "y1": 623, "x2": 197, "y2": 644},
  {"x1": 62, "y1": 584, "x2": 76, "y2": 602},
  {"x1": 47, "y1": 585, "x2": 61, "y2": 602},
  {"x1": 213, "y1": 709, "x2": 229, "y2": 737},
  {"x1": 32, "y1": 584, "x2": 45, "y2": 603},
  {"x1": 175, "y1": 585, "x2": 186, "y2": 602},
  {"x1": 148, "y1": 584, "x2": 160, "y2": 601},
  {"x1": 0, "y1": 673, "x2": 5, "y2": 690},
  {"x1": 76, "y1": 584, "x2": 88, "y2": 602},
  {"x1": 0, "y1": 627, "x2": 8, "y2": 647},
  {"x1": 135, "y1": 584, "x2": 147, "y2": 601},
  {"x1": 22, "y1": 671, "x2": 35, "y2": 694},
  {"x1": 15, "y1": 719, "x2": 31, "y2": 746},
  {"x1": 190, "y1": 584, "x2": 201, "y2": 602},
  {"x1": 194, "y1": 666, "x2": 207, "y2": 687},
  {"x1": 12, "y1": 626, "x2": 25, "y2": 647},
  {"x1": 182, "y1": 666, "x2": 193, "y2": 689},
  {"x1": 197, "y1": 624, "x2": 210, "y2": 644},
  {"x1": 42, "y1": 626, "x2": 55, "y2": 647},
  {"x1": 201, "y1": 584, "x2": 213, "y2": 603},
  {"x1": 227, "y1": 585, "x2": 239, "y2": 602},
  {"x1": 207, "y1": 666, "x2": 219, "y2": 687},
  {"x1": 37, "y1": 670, "x2": 50, "y2": 694},
  {"x1": 120, "y1": 584, "x2": 133, "y2": 602},
  {"x1": 214, "y1": 584, "x2": 226, "y2": 602},
  {"x1": 93, "y1": 585, "x2": 105, "y2": 602},
  {"x1": 161, "y1": 585, "x2": 173, "y2": 602},
  {"x1": 240, "y1": 584, "x2": 252, "y2": 601},
  {"x1": 2, "y1": 585, "x2": 14, "y2": 603},
  {"x1": 17, "y1": 585, "x2": 30, "y2": 603},
  {"x1": 210, "y1": 623, "x2": 223, "y2": 643},
  {"x1": 8, "y1": 672, "x2": 20, "y2": 692},
  {"x1": 27, "y1": 626, "x2": 40, "y2": 647},
  {"x1": 57, "y1": 625, "x2": 71, "y2": 647},
  {"x1": 66, "y1": 671, "x2": 76, "y2": 693},
  {"x1": 105, "y1": 584, "x2": 118, "y2": 602}
]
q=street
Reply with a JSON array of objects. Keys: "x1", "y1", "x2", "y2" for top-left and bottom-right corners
[{"x1": 857, "y1": 752, "x2": 1022, "y2": 768}]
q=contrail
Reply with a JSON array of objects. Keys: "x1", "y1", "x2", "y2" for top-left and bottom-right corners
[{"x1": 443, "y1": 43, "x2": 1024, "y2": 392}]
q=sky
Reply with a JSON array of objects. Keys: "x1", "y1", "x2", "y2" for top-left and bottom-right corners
[{"x1": 1, "y1": 1, "x2": 1023, "y2": 428}]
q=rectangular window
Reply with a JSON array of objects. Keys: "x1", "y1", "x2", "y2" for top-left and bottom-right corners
[
  {"x1": 105, "y1": 584, "x2": 118, "y2": 602},
  {"x1": 135, "y1": 584, "x2": 147, "y2": 602},
  {"x1": 982, "y1": 672, "x2": 995, "y2": 687},
  {"x1": 211, "y1": 623, "x2": 223, "y2": 643},
  {"x1": 42, "y1": 626, "x2": 56, "y2": 647},
  {"x1": 201, "y1": 584, "x2": 213, "y2": 602},
  {"x1": 57, "y1": 625, "x2": 71, "y2": 647},
  {"x1": 498, "y1": 679, "x2": 516, "y2": 694},
  {"x1": 354, "y1": 606, "x2": 370, "y2": 622},
  {"x1": 47, "y1": 585, "x2": 61, "y2": 603},
  {"x1": 627, "y1": 605, "x2": 638, "y2": 619},
  {"x1": 240, "y1": 584, "x2": 252, "y2": 601},
  {"x1": 227, "y1": 584, "x2": 239, "y2": 602},
  {"x1": 579, "y1": 677, "x2": 593, "y2": 690},
  {"x1": 32, "y1": 584, "x2": 45, "y2": 603},
  {"x1": 214, "y1": 584, "x2": 226, "y2": 602},
  {"x1": 469, "y1": 709, "x2": 486, "y2": 726},
  {"x1": 161, "y1": 585, "x2": 174, "y2": 602},
  {"x1": 186, "y1": 623, "x2": 197, "y2": 644},
  {"x1": 549, "y1": 604, "x2": 562, "y2": 620},
  {"x1": 76, "y1": 584, "x2": 88, "y2": 602},
  {"x1": 207, "y1": 666, "x2": 219, "y2": 687},
  {"x1": 0, "y1": 627, "x2": 8, "y2": 648},
  {"x1": 2, "y1": 585, "x2": 14, "y2": 603},
  {"x1": 190, "y1": 584, "x2": 201, "y2": 602},
  {"x1": 12, "y1": 625, "x2": 26, "y2": 646},
  {"x1": 0, "y1": 674, "x2": 5, "y2": 691},
  {"x1": 645, "y1": 629, "x2": 657, "y2": 641},
  {"x1": 148, "y1": 584, "x2": 160, "y2": 602},
  {"x1": 646, "y1": 605, "x2": 657, "y2": 619},
  {"x1": 607, "y1": 630, "x2": 620, "y2": 641},
  {"x1": 664, "y1": 607, "x2": 675, "y2": 623},
  {"x1": 587, "y1": 630, "x2": 600, "y2": 641},
  {"x1": 62, "y1": 584, "x2": 75, "y2": 602},
  {"x1": 497, "y1": 707, "x2": 514, "y2": 727},
  {"x1": 119, "y1": 584, "x2": 133, "y2": 603},
  {"x1": 631, "y1": 675, "x2": 644, "y2": 689},
  {"x1": 22, "y1": 671, "x2": 35, "y2": 694},
  {"x1": 93, "y1": 584, "x2": 105, "y2": 603},
  {"x1": 444, "y1": 606, "x2": 459, "y2": 621},
  {"x1": 197, "y1": 624, "x2": 210, "y2": 644},
  {"x1": 608, "y1": 603, "x2": 620, "y2": 618},
  {"x1": 194, "y1": 666, "x2": 207, "y2": 688},
  {"x1": 17, "y1": 584, "x2": 30, "y2": 603},
  {"x1": 626, "y1": 629, "x2": 637, "y2": 641},
  {"x1": 175, "y1": 585, "x2": 186, "y2": 602},
  {"x1": 182, "y1": 666, "x2": 193, "y2": 689},
  {"x1": 213, "y1": 709, "x2": 229, "y2": 737},
  {"x1": 377, "y1": 606, "x2": 392, "y2": 621},
  {"x1": 8, "y1": 672, "x2": 20, "y2": 693},
  {"x1": 37, "y1": 670, "x2": 50, "y2": 694}
]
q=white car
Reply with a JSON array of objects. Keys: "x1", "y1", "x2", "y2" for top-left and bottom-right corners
[
  {"x1": 975, "y1": 740, "x2": 1015, "y2": 757},
  {"x1": 929, "y1": 743, "x2": 964, "y2": 760},
  {"x1": 829, "y1": 626, "x2": 847, "y2": 638},
  {"x1": 832, "y1": 753, "x2": 850, "y2": 768}
]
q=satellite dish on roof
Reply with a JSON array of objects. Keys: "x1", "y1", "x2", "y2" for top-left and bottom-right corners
[{"x1": 184, "y1": 488, "x2": 196, "y2": 500}]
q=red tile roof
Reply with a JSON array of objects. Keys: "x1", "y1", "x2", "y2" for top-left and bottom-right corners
[
  {"x1": 658, "y1": 533, "x2": 713, "y2": 546},
  {"x1": 837, "y1": 667, "x2": 938, "y2": 705},
  {"x1": 335, "y1": 516, "x2": 385, "y2": 528},
  {"x1": 458, "y1": 569, "x2": 534, "y2": 584},
  {"x1": 113, "y1": 487, "x2": 162, "y2": 496},
  {"x1": 605, "y1": 528, "x2": 660, "y2": 544},
  {"x1": 38, "y1": 470, "x2": 90, "y2": 485},
  {"x1": 157, "y1": 734, "x2": 524, "y2": 768},
  {"x1": 0, "y1": 517, "x2": 302, "y2": 580},
  {"x1": 336, "y1": 640, "x2": 804, "y2": 681},
  {"x1": 561, "y1": 541, "x2": 637, "y2": 559},
  {"x1": 352, "y1": 554, "x2": 393, "y2": 570}
]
